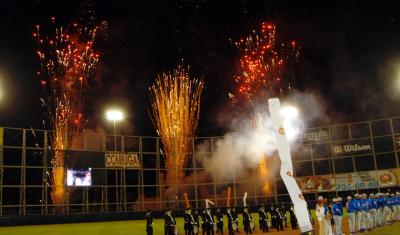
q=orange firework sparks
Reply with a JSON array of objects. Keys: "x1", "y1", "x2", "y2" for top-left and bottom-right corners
[
  {"x1": 251, "y1": 113, "x2": 272, "y2": 194},
  {"x1": 234, "y1": 22, "x2": 300, "y2": 101},
  {"x1": 258, "y1": 158, "x2": 271, "y2": 193},
  {"x1": 149, "y1": 66, "x2": 203, "y2": 186},
  {"x1": 34, "y1": 17, "x2": 99, "y2": 207}
]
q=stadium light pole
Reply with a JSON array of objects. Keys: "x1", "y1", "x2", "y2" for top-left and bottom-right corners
[
  {"x1": 106, "y1": 109, "x2": 124, "y2": 212},
  {"x1": 106, "y1": 110, "x2": 124, "y2": 151},
  {"x1": 0, "y1": 79, "x2": 3, "y2": 104}
]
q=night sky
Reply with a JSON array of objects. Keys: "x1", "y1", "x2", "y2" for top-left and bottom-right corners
[{"x1": 1, "y1": 0, "x2": 400, "y2": 136}]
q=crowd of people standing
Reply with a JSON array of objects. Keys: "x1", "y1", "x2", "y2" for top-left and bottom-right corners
[
  {"x1": 145, "y1": 203, "x2": 298, "y2": 235},
  {"x1": 316, "y1": 192, "x2": 400, "y2": 235},
  {"x1": 144, "y1": 191, "x2": 400, "y2": 235}
]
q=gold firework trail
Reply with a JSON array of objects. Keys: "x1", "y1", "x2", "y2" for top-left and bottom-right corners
[{"x1": 149, "y1": 66, "x2": 203, "y2": 185}]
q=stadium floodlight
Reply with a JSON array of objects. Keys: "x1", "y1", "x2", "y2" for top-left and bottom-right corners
[
  {"x1": 280, "y1": 106, "x2": 299, "y2": 119},
  {"x1": 106, "y1": 109, "x2": 124, "y2": 151},
  {"x1": 106, "y1": 110, "x2": 124, "y2": 121},
  {"x1": 280, "y1": 105, "x2": 300, "y2": 140}
]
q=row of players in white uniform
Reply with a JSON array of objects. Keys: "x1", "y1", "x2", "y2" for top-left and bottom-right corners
[{"x1": 316, "y1": 192, "x2": 400, "y2": 235}]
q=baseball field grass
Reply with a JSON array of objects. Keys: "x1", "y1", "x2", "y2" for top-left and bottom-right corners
[{"x1": 0, "y1": 210, "x2": 399, "y2": 235}]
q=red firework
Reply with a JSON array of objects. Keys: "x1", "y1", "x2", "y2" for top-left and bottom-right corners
[
  {"x1": 234, "y1": 22, "x2": 300, "y2": 101},
  {"x1": 34, "y1": 17, "x2": 99, "y2": 132},
  {"x1": 34, "y1": 16, "x2": 100, "y2": 207}
]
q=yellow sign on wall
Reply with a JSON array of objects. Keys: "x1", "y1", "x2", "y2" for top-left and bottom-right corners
[{"x1": 105, "y1": 152, "x2": 141, "y2": 168}]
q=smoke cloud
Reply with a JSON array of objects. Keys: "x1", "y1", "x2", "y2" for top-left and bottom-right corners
[{"x1": 197, "y1": 91, "x2": 327, "y2": 182}]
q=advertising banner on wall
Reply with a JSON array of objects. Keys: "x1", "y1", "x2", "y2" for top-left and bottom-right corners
[
  {"x1": 296, "y1": 168, "x2": 400, "y2": 193},
  {"x1": 298, "y1": 128, "x2": 330, "y2": 143},
  {"x1": 105, "y1": 152, "x2": 141, "y2": 168},
  {"x1": 296, "y1": 175, "x2": 336, "y2": 193},
  {"x1": 377, "y1": 169, "x2": 400, "y2": 188},
  {"x1": 331, "y1": 139, "x2": 372, "y2": 156},
  {"x1": 335, "y1": 171, "x2": 378, "y2": 191}
]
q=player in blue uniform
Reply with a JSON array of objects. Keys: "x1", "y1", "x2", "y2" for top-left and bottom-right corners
[
  {"x1": 332, "y1": 197, "x2": 343, "y2": 235},
  {"x1": 369, "y1": 193, "x2": 378, "y2": 229},
  {"x1": 377, "y1": 193, "x2": 385, "y2": 226},
  {"x1": 359, "y1": 193, "x2": 370, "y2": 232},
  {"x1": 384, "y1": 193, "x2": 392, "y2": 225},
  {"x1": 396, "y1": 192, "x2": 400, "y2": 221},
  {"x1": 353, "y1": 193, "x2": 361, "y2": 232},
  {"x1": 346, "y1": 195, "x2": 357, "y2": 235}
]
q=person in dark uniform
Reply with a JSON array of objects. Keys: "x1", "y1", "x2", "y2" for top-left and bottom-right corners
[
  {"x1": 232, "y1": 207, "x2": 239, "y2": 233},
  {"x1": 145, "y1": 209, "x2": 154, "y2": 235},
  {"x1": 258, "y1": 205, "x2": 268, "y2": 232},
  {"x1": 201, "y1": 209, "x2": 208, "y2": 235},
  {"x1": 184, "y1": 207, "x2": 195, "y2": 235},
  {"x1": 280, "y1": 204, "x2": 288, "y2": 228},
  {"x1": 288, "y1": 204, "x2": 298, "y2": 230},
  {"x1": 216, "y1": 208, "x2": 224, "y2": 234},
  {"x1": 165, "y1": 208, "x2": 177, "y2": 235},
  {"x1": 275, "y1": 207, "x2": 284, "y2": 231},
  {"x1": 226, "y1": 207, "x2": 235, "y2": 235},
  {"x1": 164, "y1": 209, "x2": 168, "y2": 235},
  {"x1": 205, "y1": 208, "x2": 215, "y2": 235},
  {"x1": 184, "y1": 208, "x2": 190, "y2": 235},
  {"x1": 193, "y1": 209, "x2": 200, "y2": 235},
  {"x1": 270, "y1": 205, "x2": 277, "y2": 229},
  {"x1": 242, "y1": 206, "x2": 253, "y2": 234}
]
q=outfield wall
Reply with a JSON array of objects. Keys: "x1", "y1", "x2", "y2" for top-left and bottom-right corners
[{"x1": 0, "y1": 117, "x2": 400, "y2": 217}]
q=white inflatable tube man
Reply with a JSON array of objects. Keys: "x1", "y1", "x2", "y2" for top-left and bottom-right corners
[{"x1": 269, "y1": 98, "x2": 313, "y2": 234}]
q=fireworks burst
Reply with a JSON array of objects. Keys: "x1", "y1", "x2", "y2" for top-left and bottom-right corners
[
  {"x1": 234, "y1": 22, "x2": 300, "y2": 101},
  {"x1": 234, "y1": 23, "x2": 300, "y2": 194},
  {"x1": 149, "y1": 66, "x2": 204, "y2": 185},
  {"x1": 34, "y1": 17, "x2": 99, "y2": 207}
]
